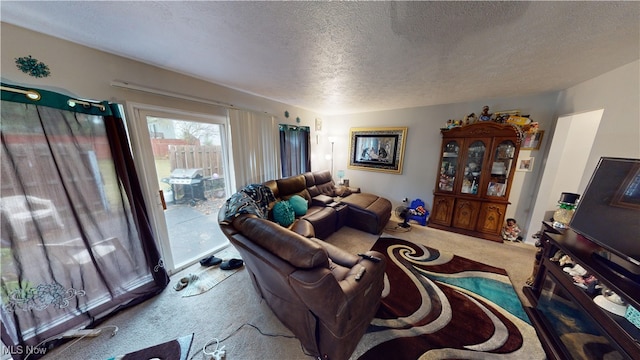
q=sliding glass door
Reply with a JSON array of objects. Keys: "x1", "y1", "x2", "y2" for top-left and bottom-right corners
[
  {"x1": 1, "y1": 86, "x2": 168, "y2": 354},
  {"x1": 126, "y1": 104, "x2": 231, "y2": 273}
]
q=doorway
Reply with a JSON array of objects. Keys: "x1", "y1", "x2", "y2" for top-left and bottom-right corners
[
  {"x1": 126, "y1": 104, "x2": 231, "y2": 273},
  {"x1": 525, "y1": 109, "x2": 604, "y2": 243}
]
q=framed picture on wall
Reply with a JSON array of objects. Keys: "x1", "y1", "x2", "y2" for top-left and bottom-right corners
[
  {"x1": 348, "y1": 127, "x2": 407, "y2": 174},
  {"x1": 521, "y1": 131, "x2": 544, "y2": 150},
  {"x1": 517, "y1": 157, "x2": 535, "y2": 172}
]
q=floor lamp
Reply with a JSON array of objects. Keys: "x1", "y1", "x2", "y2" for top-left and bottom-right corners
[{"x1": 328, "y1": 136, "x2": 336, "y2": 178}]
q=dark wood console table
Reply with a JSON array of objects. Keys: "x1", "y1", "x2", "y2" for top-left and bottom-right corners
[{"x1": 523, "y1": 228, "x2": 640, "y2": 359}]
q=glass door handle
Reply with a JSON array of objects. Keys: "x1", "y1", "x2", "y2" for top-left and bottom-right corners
[{"x1": 159, "y1": 190, "x2": 167, "y2": 210}]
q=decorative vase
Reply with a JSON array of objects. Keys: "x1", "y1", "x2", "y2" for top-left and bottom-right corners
[{"x1": 552, "y1": 192, "x2": 580, "y2": 229}]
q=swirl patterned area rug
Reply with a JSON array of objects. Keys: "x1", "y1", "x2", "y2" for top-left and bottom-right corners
[{"x1": 352, "y1": 237, "x2": 545, "y2": 360}]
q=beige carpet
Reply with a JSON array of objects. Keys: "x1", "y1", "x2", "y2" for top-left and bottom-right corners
[{"x1": 40, "y1": 215, "x2": 539, "y2": 360}]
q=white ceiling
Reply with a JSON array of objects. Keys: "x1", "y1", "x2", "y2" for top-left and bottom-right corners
[{"x1": 1, "y1": 1, "x2": 639, "y2": 115}]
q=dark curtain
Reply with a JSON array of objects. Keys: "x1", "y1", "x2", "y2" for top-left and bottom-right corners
[
  {"x1": 0, "y1": 83, "x2": 169, "y2": 359},
  {"x1": 279, "y1": 124, "x2": 310, "y2": 177}
]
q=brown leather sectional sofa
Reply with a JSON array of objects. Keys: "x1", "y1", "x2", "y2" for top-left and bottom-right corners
[
  {"x1": 218, "y1": 170, "x2": 392, "y2": 359},
  {"x1": 263, "y1": 170, "x2": 392, "y2": 238},
  {"x1": 221, "y1": 215, "x2": 386, "y2": 360}
]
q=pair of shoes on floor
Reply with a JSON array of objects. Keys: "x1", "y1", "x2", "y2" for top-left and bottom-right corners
[
  {"x1": 200, "y1": 255, "x2": 223, "y2": 267},
  {"x1": 174, "y1": 273, "x2": 199, "y2": 291},
  {"x1": 200, "y1": 255, "x2": 243, "y2": 270},
  {"x1": 220, "y1": 258, "x2": 243, "y2": 270}
]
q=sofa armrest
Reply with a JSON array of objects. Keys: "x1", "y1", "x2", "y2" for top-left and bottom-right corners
[
  {"x1": 312, "y1": 194, "x2": 335, "y2": 207},
  {"x1": 290, "y1": 252, "x2": 385, "y2": 335},
  {"x1": 310, "y1": 238, "x2": 359, "y2": 268},
  {"x1": 335, "y1": 186, "x2": 360, "y2": 197},
  {"x1": 240, "y1": 217, "x2": 329, "y2": 269}
]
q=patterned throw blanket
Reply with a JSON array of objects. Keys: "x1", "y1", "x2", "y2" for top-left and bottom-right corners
[{"x1": 219, "y1": 184, "x2": 276, "y2": 224}]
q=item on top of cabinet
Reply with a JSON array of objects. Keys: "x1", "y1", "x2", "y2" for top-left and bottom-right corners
[
  {"x1": 507, "y1": 115, "x2": 532, "y2": 125},
  {"x1": 494, "y1": 110, "x2": 521, "y2": 124},
  {"x1": 464, "y1": 113, "x2": 477, "y2": 125},
  {"x1": 479, "y1": 105, "x2": 493, "y2": 121}
]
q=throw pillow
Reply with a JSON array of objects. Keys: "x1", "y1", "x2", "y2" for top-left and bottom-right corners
[
  {"x1": 272, "y1": 201, "x2": 295, "y2": 227},
  {"x1": 288, "y1": 195, "x2": 308, "y2": 216}
]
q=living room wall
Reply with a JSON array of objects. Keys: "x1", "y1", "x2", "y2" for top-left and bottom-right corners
[
  {"x1": 324, "y1": 93, "x2": 559, "y2": 234},
  {"x1": 3, "y1": 23, "x2": 639, "y2": 242},
  {"x1": 325, "y1": 60, "x2": 640, "y2": 240},
  {"x1": 0, "y1": 23, "x2": 316, "y2": 135},
  {"x1": 555, "y1": 60, "x2": 640, "y2": 190}
]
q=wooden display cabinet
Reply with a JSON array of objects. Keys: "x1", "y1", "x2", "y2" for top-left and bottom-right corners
[{"x1": 429, "y1": 122, "x2": 521, "y2": 242}]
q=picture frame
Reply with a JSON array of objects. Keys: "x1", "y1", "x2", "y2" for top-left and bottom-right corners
[
  {"x1": 348, "y1": 127, "x2": 407, "y2": 174},
  {"x1": 521, "y1": 130, "x2": 544, "y2": 150},
  {"x1": 517, "y1": 157, "x2": 535, "y2": 172},
  {"x1": 494, "y1": 110, "x2": 521, "y2": 124}
]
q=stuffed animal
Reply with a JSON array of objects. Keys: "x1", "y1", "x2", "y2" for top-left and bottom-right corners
[
  {"x1": 501, "y1": 218, "x2": 522, "y2": 241},
  {"x1": 464, "y1": 113, "x2": 477, "y2": 125}
]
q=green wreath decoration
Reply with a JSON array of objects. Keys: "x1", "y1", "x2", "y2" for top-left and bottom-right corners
[{"x1": 15, "y1": 55, "x2": 51, "y2": 78}]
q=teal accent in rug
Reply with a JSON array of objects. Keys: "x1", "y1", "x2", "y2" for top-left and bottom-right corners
[
  {"x1": 426, "y1": 274, "x2": 530, "y2": 324},
  {"x1": 356, "y1": 237, "x2": 545, "y2": 360}
]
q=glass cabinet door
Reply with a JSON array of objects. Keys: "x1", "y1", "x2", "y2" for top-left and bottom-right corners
[
  {"x1": 438, "y1": 140, "x2": 460, "y2": 192},
  {"x1": 487, "y1": 140, "x2": 516, "y2": 198},
  {"x1": 461, "y1": 140, "x2": 486, "y2": 195}
]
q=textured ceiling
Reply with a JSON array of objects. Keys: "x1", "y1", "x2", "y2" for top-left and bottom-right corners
[{"x1": 1, "y1": 1, "x2": 639, "y2": 115}]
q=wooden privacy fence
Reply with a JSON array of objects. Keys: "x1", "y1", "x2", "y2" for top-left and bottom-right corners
[{"x1": 168, "y1": 144, "x2": 224, "y2": 178}]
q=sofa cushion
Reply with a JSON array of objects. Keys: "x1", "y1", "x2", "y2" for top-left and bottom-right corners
[
  {"x1": 302, "y1": 207, "x2": 337, "y2": 240},
  {"x1": 289, "y1": 195, "x2": 308, "y2": 216},
  {"x1": 275, "y1": 175, "x2": 312, "y2": 204},
  {"x1": 312, "y1": 194, "x2": 334, "y2": 206},
  {"x1": 276, "y1": 175, "x2": 306, "y2": 196},
  {"x1": 341, "y1": 193, "x2": 392, "y2": 234},
  {"x1": 313, "y1": 170, "x2": 337, "y2": 196},
  {"x1": 273, "y1": 200, "x2": 295, "y2": 227},
  {"x1": 341, "y1": 192, "x2": 379, "y2": 208},
  {"x1": 241, "y1": 217, "x2": 329, "y2": 269}
]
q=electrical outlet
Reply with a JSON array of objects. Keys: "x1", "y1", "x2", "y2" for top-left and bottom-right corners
[{"x1": 62, "y1": 329, "x2": 102, "y2": 338}]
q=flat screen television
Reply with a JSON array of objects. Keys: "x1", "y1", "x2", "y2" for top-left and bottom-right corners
[{"x1": 569, "y1": 157, "x2": 640, "y2": 280}]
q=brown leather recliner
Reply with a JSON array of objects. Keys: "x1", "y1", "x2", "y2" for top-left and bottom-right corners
[{"x1": 222, "y1": 215, "x2": 385, "y2": 360}]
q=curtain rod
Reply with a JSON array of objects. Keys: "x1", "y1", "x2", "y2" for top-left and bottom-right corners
[
  {"x1": 0, "y1": 85, "x2": 41, "y2": 101},
  {"x1": 1, "y1": 85, "x2": 106, "y2": 111},
  {"x1": 111, "y1": 80, "x2": 277, "y2": 118}
]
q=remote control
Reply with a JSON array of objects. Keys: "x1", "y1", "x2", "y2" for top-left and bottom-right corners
[
  {"x1": 355, "y1": 266, "x2": 366, "y2": 281},
  {"x1": 358, "y1": 253, "x2": 382, "y2": 263}
]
